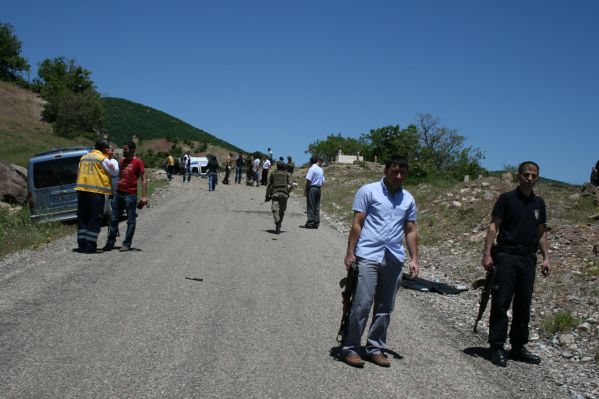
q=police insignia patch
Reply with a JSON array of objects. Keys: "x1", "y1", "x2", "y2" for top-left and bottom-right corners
[{"x1": 534, "y1": 210, "x2": 539, "y2": 220}]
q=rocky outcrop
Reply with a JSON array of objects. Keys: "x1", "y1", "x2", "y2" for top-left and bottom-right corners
[{"x1": 0, "y1": 161, "x2": 27, "y2": 204}]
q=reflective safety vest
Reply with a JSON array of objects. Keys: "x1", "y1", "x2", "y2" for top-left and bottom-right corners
[{"x1": 76, "y1": 150, "x2": 112, "y2": 195}]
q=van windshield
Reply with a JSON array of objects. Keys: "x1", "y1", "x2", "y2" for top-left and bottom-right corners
[{"x1": 33, "y1": 157, "x2": 81, "y2": 189}]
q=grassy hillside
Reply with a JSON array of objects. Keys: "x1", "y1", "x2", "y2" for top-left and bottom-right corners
[
  {"x1": 101, "y1": 97, "x2": 244, "y2": 153},
  {"x1": 0, "y1": 81, "x2": 89, "y2": 166},
  {"x1": 0, "y1": 83, "x2": 245, "y2": 166}
]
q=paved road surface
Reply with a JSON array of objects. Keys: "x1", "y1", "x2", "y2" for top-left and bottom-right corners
[{"x1": 0, "y1": 178, "x2": 562, "y2": 398}]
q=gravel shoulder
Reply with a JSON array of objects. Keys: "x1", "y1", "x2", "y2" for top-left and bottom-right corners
[{"x1": 0, "y1": 177, "x2": 568, "y2": 398}]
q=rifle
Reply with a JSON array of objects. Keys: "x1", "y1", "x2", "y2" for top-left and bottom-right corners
[
  {"x1": 337, "y1": 262, "x2": 359, "y2": 345},
  {"x1": 473, "y1": 265, "x2": 496, "y2": 333}
]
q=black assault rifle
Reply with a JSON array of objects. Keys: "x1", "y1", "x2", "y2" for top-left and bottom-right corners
[
  {"x1": 337, "y1": 262, "x2": 359, "y2": 345},
  {"x1": 473, "y1": 265, "x2": 496, "y2": 333}
]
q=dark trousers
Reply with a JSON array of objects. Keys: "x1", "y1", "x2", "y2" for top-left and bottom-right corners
[
  {"x1": 306, "y1": 186, "x2": 321, "y2": 226},
  {"x1": 106, "y1": 191, "x2": 138, "y2": 248},
  {"x1": 223, "y1": 167, "x2": 231, "y2": 184},
  {"x1": 488, "y1": 252, "x2": 536, "y2": 348},
  {"x1": 77, "y1": 191, "x2": 105, "y2": 251},
  {"x1": 261, "y1": 169, "x2": 269, "y2": 185}
]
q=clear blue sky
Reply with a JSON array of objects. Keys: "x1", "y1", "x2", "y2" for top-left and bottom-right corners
[{"x1": 4, "y1": 0, "x2": 598, "y2": 183}]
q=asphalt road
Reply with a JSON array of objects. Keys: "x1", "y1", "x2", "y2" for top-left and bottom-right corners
[{"x1": 0, "y1": 177, "x2": 562, "y2": 398}]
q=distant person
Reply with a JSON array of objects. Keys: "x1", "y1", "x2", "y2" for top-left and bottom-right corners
[
  {"x1": 165, "y1": 153, "x2": 175, "y2": 181},
  {"x1": 341, "y1": 155, "x2": 418, "y2": 368},
  {"x1": 267, "y1": 147, "x2": 273, "y2": 160},
  {"x1": 246, "y1": 156, "x2": 254, "y2": 185},
  {"x1": 265, "y1": 161, "x2": 291, "y2": 234},
  {"x1": 253, "y1": 156, "x2": 261, "y2": 187},
  {"x1": 301, "y1": 156, "x2": 324, "y2": 229},
  {"x1": 591, "y1": 160, "x2": 599, "y2": 186},
  {"x1": 286, "y1": 155, "x2": 295, "y2": 176},
  {"x1": 261, "y1": 157, "x2": 271, "y2": 186},
  {"x1": 75, "y1": 140, "x2": 119, "y2": 253},
  {"x1": 481, "y1": 161, "x2": 550, "y2": 367},
  {"x1": 103, "y1": 140, "x2": 148, "y2": 252},
  {"x1": 235, "y1": 153, "x2": 244, "y2": 184},
  {"x1": 182, "y1": 151, "x2": 191, "y2": 183},
  {"x1": 207, "y1": 155, "x2": 220, "y2": 191},
  {"x1": 222, "y1": 152, "x2": 233, "y2": 184}
]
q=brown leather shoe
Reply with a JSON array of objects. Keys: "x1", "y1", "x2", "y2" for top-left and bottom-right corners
[
  {"x1": 343, "y1": 353, "x2": 365, "y2": 368},
  {"x1": 368, "y1": 353, "x2": 390, "y2": 367}
]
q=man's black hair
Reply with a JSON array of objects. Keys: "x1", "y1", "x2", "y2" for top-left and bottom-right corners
[
  {"x1": 518, "y1": 161, "x2": 540, "y2": 174},
  {"x1": 95, "y1": 139, "x2": 110, "y2": 152},
  {"x1": 309, "y1": 156, "x2": 317, "y2": 165},
  {"x1": 385, "y1": 155, "x2": 409, "y2": 169},
  {"x1": 123, "y1": 140, "x2": 136, "y2": 150}
]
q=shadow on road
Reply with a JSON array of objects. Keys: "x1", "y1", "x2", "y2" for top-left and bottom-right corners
[
  {"x1": 329, "y1": 346, "x2": 404, "y2": 362},
  {"x1": 463, "y1": 346, "x2": 493, "y2": 361}
]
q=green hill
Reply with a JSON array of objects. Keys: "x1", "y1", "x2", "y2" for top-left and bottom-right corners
[{"x1": 101, "y1": 97, "x2": 243, "y2": 153}]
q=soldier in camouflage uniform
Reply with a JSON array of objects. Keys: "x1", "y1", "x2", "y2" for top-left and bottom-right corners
[{"x1": 265, "y1": 161, "x2": 291, "y2": 234}]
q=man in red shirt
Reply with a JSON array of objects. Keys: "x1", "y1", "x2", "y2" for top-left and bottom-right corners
[{"x1": 102, "y1": 140, "x2": 148, "y2": 252}]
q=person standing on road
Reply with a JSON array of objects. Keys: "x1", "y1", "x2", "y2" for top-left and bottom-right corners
[
  {"x1": 261, "y1": 157, "x2": 271, "y2": 186},
  {"x1": 481, "y1": 161, "x2": 550, "y2": 368},
  {"x1": 75, "y1": 140, "x2": 119, "y2": 254},
  {"x1": 235, "y1": 153, "x2": 244, "y2": 184},
  {"x1": 301, "y1": 156, "x2": 324, "y2": 229},
  {"x1": 286, "y1": 155, "x2": 295, "y2": 176},
  {"x1": 341, "y1": 155, "x2": 418, "y2": 368},
  {"x1": 165, "y1": 153, "x2": 175, "y2": 181},
  {"x1": 103, "y1": 141, "x2": 148, "y2": 252},
  {"x1": 246, "y1": 156, "x2": 254, "y2": 185},
  {"x1": 207, "y1": 155, "x2": 220, "y2": 191},
  {"x1": 265, "y1": 161, "x2": 291, "y2": 234},
  {"x1": 223, "y1": 152, "x2": 233, "y2": 184},
  {"x1": 182, "y1": 151, "x2": 192, "y2": 183},
  {"x1": 253, "y1": 156, "x2": 261, "y2": 187}
]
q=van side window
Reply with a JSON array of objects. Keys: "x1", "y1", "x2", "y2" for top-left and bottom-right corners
[{"x1": 33, "y1": 157, "x2": 81, "y2": 188}]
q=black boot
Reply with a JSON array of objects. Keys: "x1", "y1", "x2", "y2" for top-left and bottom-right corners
[
  {"x1": 510, "y1": 346, "x2": 541, "y2": 364},
  {"x1": 491, "y1": 347, "x2": 507, "y2": 367},
  {"x1": 275, "y1": 222, "x2": 281, "y2": 234}
]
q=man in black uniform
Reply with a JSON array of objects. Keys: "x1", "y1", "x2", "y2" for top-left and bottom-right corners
[{"x1": 481, "y1": 161, "x2": 551, "y2": 367}]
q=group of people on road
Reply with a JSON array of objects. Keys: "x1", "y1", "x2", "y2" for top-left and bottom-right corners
[
  {"x1": 76, "y1": 139, "x2": 147, "y2": 254},
  {"x1": 340, "y1": 157, "x2": 550, "y2": 371},
  {"x1": 78, "y1": 141, "x2": 550, "y2": 372}
]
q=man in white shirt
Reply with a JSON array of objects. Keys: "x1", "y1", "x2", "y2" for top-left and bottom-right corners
[
  {"x1": 252, "y1": 156, "x2": 261, "y2": 187},
  {"x1": 261, "y1": 157, "x2": 271, "y2": 186},
  {"x1": 301, "y1": 156, "x2": 324, "y2": 229}
]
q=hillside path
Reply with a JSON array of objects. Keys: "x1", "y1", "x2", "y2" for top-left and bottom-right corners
[{"x1": 0, "y1": 177, "x2": 564, "y2": 398}]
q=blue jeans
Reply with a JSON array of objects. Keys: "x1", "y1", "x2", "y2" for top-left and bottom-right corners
[
  {"x1": 342, "y1": 250, "x2": 404, "y2": 357},
  {"x1": 184, "y1": 166, "x2": 191, "y2": 182},
  {"x1": 235, "y1": 166, "x2": 243, "y2": 183},
  {"x1": 106, "y1": 191, "x2": 137, "y2": 248},
  {"x1": 208, "y1": 172, "x2": 217, "y2": 191}
]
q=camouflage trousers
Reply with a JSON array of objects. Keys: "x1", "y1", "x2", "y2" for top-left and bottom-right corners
[{"x1": 271, "y1": 192, "x2": 289, "y2": 224}]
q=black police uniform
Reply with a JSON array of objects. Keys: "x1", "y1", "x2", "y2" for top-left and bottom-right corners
[{"x1": 489, "y1": 187, "x2": 546, "y2": 350}]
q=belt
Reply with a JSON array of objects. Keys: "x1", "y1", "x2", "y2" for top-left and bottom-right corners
[
  {"x1": 496, "y1": 244, "x2": 537, "y2": 256},
  {"x1": 310, "y1": 185, "x2": 321, "y2": 188}
]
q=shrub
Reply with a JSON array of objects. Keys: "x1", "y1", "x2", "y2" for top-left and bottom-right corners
[{"x1": 543, "y1": 311, "x2": 578, "y2": 334}]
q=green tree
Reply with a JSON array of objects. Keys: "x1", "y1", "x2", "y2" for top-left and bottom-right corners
[
  {"x1": 33, "y1": 57, "x2": 103, "y2": 138},
  {"x1": 359, "y1": 125, "x2": 421, "y2": 163},
  {"x1": 415, "y1": 113, "x2": 484, "y2": 179},
  {"x1": 0, "y1": 22, "x2": 30, "y2": 83},
  {"x1": 306, "y1": 133, "x2": 365, "y2": 161}
]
